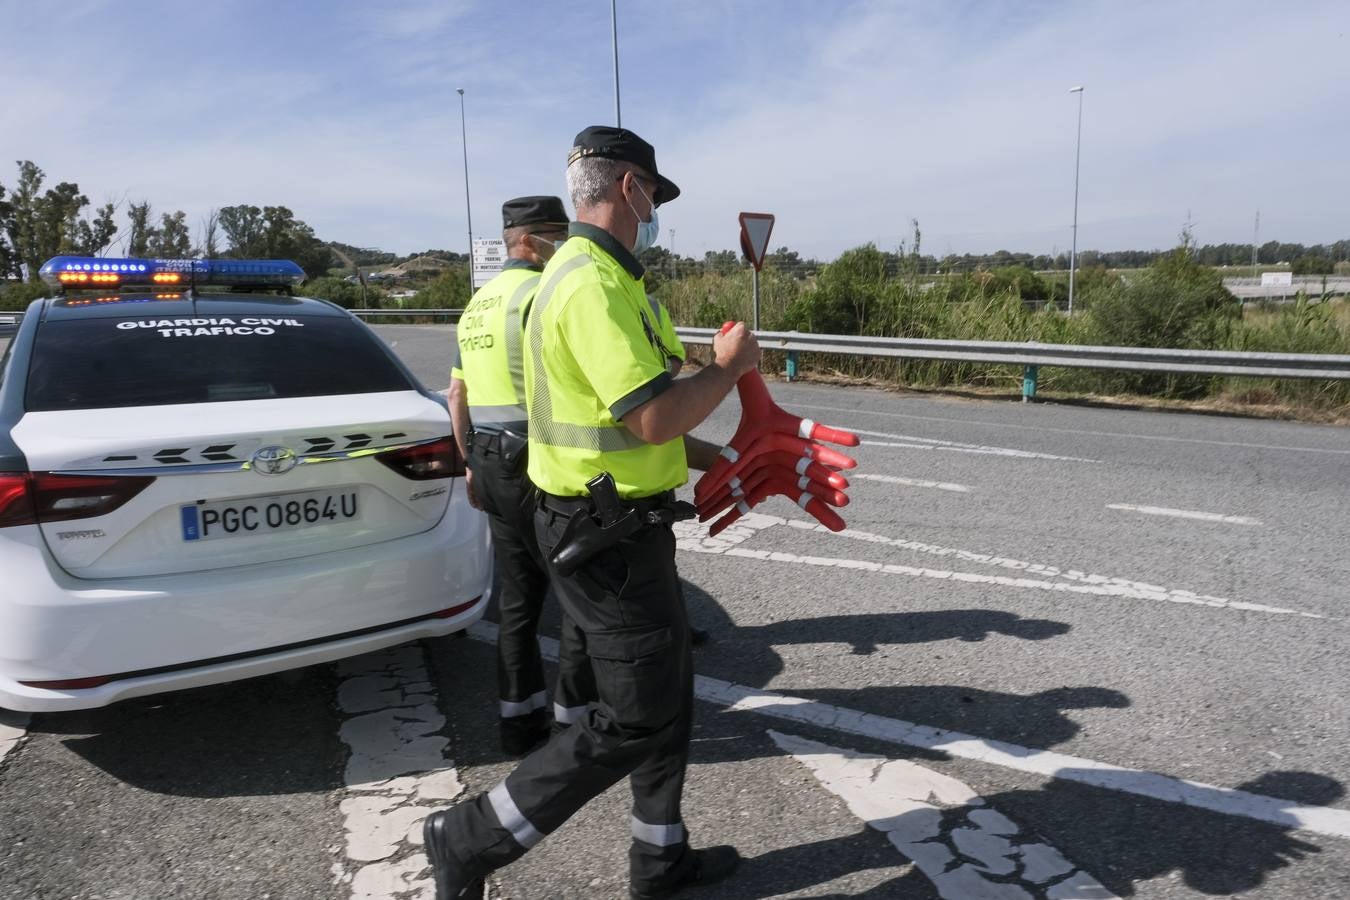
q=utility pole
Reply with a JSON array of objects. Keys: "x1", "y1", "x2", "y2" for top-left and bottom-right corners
[
  {"x1": 1067, "y1": 86, "x2": 1085, "y2": 315},
  {"x1": 1252, "y1": 210, "x2": 1260, "y2": 278},
  {"x1": 611, "y1": 0, "x2": 622, "y2": 126},
  {"x1": 457, "y1": 88, "x2": 474, "y2": 280}
]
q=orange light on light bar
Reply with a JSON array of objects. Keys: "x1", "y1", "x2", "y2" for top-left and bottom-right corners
[
  {"x1": 60, "y1": 272, "x2": 120, "y2": 284},
  {"x1": 152, "y1": 272, "x2": 182, "y2": 284}
]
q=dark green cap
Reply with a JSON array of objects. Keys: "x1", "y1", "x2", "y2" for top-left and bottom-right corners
[
  {"x1": 501, "y1": 196, "x2": 569, "y2": 229},
  {"x1": 567, "y1": 125, "x2": 680, "y2": 205}
]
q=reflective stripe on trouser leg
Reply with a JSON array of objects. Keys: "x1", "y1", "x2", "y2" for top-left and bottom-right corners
[
  {"x1": 553, "y1": 702, "x2": 589, "y2": 725},
  {"x1": 488, "y1": 782, "x2": 545, "y2": 849},
  {"x1": 500, "y1": 690, "x2": 548, "y2": 719},
  {"x1": 631, "y1": 816, "x2": 685, "y2": 847}
]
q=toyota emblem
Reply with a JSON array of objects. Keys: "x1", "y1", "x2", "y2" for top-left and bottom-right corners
[{"x1": 251, "y1": 445, "x2": 298, "y2": 476}]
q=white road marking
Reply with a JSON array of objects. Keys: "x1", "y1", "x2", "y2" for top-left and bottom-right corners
[
  {"x1": 1106, "y1": 504, "x2": 1263, "y2": 526},
  {"x1": 334, "y1": 644, "x2": 464, "y2": 899},
  {"x1": 789, "y1": 399, "x2": 1350, "y2": 457},
  {"x1": 673, "y1": 514, "x2": 1321, "y2": 618},
  {"x1": 853, "y1": 426, "x2": 1099, "y2": 463},
  {"x1": 469, "y1": 621, "x2": 1350, "y2": 840},
  {"x1": 854, "y1": 473, "x2": 972, "y2": 493},
  {"x1": 771, "y1": 731, "x2": 1118, "y2": 899},
  {"x1": 0, "y1": 711, "x2": 27, "y2": 766}
]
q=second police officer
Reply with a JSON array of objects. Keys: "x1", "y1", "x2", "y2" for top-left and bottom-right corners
[
  {"x1": 424, "y1": 126, "x2": 761, "y2": 898},
  {"x1": 447, "y1": 196, "x2": 589, "y2": 757}
]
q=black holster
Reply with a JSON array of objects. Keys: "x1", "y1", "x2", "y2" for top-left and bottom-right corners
[{"x1": 546, "y1": 474, "x2": 696, "y2": 577}]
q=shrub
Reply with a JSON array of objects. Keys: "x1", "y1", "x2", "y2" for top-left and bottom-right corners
[{"x1": 0, "y1": 280, "x2": 52, "y2": 312}]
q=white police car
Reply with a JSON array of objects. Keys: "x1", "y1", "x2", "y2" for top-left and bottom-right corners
[{"x1": 0, "y1": 256, "x2": 490, "y2": 712}]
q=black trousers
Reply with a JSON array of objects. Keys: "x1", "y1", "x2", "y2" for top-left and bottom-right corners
[
  {"x1": 439, "y1": 499, "x2": 695, "y2": 887},
  {"x1": 470, "y1": 447, "x2": 587, "y2": 740}
]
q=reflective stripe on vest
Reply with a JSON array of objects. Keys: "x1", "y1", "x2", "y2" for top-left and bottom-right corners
[{"x1": 467, "y1": 274, "x2": 538, "y2": 426}]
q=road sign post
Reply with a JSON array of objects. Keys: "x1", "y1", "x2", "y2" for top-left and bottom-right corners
[{"x1": 738, "y1": 212, "x2": 775, "y2": 331}]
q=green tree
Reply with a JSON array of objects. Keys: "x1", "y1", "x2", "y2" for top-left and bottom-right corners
[
  {"x1": 1291, "y1": 255, "x2": 1334, "y2": 276},
  {"x1": 150, "y1": 210, "x2": 192, "y2": 257},
  {"x1": 0, "y1": 180, "x2": 15, "y2": 278},
  {"x1": 219, "y1": 204, "x2": 264, "y2": 256},
  {"x1": 73, "y1": 202, "x2": 117, "y2": 255},
  {"x1": 127, "y1": 202, "x2": 155, "y2": 256},
  {"x1": 410, "y1": 268, "x2": 471, "y2": 309}
]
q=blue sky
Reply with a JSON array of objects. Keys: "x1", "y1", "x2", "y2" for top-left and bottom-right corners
[{"x1": 3, "y1": 0, "x2": 1347, "y2": 260}]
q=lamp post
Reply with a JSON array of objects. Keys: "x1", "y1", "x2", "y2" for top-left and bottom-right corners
[
  {"x1": 1067, "y1": 85, "x2": 1084, "y2": 315},
  {"x1": 457, "y1": 88, "x2": 474, "y2": 279},
  {"x1": 611, "y1": 0, "x2": 622, "y2": 126}
]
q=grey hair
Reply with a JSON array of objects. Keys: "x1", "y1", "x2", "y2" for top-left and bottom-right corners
[{"x1": 566, "y1": 156, "x2": 626, "y2": 210}]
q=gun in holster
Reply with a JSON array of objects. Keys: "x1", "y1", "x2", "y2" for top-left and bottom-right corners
[{"x1": 549, "y1": 472, "x2": 696, "y2": 577}]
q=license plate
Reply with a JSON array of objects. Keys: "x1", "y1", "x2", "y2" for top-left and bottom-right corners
[{"x1": 181, "y1": 488, "x2": 360, "y2": 542}]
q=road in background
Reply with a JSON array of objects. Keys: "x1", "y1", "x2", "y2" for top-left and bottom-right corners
[{"x1": 0, "y1": 322, "x2": 1346, "y2": 898}]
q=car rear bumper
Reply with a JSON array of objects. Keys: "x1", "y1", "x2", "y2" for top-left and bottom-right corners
[
  {"x1": 0, "y1": 500, "x2": 491, "y2": 712},
  {"x1": 0, "y1": 597, "x2": 485, "y2": 712}
]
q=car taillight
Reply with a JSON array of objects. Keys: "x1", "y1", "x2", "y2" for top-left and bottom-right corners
[
  {"x1": 375, "y1": 437, "x2": 465, "y2": 480},
  {"x1": 0, "y1": 472, "x2": 154, "y2": 528},
  {"x1": 0, "y1": 474, "x2": 36, "y2": 528}
]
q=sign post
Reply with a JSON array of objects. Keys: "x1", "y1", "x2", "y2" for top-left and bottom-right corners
[
  {"x1": 738, "y1": 212, "x2": 775, "y2": 331},
  {"x1": 471, "y1": 238, "x2": 506, "y2": 289}
]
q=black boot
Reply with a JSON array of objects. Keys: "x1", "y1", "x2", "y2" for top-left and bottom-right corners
[
  {"x1": 630, "y1": 845, "x2": 741, "y2": 899},
  {"x1": 499, "y1": 708, "x2": 551, "y2": 758},
  {"x1": 423, "y1": 810, "x2": 486, "y2": 899}
]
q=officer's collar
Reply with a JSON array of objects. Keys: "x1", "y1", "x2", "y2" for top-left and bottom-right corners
[
  {"x1": 569, "y1": 222, "x2": 644, "y2": 280},
  {"x1": 503, "y1": 257, "x2": 543, "y2": 272}
]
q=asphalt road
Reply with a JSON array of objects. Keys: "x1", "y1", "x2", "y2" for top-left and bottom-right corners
[{"x1": 1, "y1": 323, "x2": 1348, "y2": 899}]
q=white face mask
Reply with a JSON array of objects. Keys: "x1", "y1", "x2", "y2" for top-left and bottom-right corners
[
  {"x1": 528, "y1": 234, "x2": 566, "y2": 261},
  {"x1": 627, "y1": 179, "x2": 660, "y2": 255}
]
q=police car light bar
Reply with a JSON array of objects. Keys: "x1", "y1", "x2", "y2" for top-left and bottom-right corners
[{"x1": 39, "y1": 256, "x2": 306, "y2": 290}]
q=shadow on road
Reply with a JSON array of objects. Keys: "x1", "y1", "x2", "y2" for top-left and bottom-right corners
[{"x1": 32, "y1": 664, "x2": 344, "y2": 798}]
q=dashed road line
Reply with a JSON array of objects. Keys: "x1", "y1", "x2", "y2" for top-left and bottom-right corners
[
  {"x1": 673, "y1": 514, "x2": 1322, "y2": 619},
  {"x1": 333, "y1": 644, "x2": 464, "y2": 900},
  {"x1": 772, "y1": 731, "x2": 1118, "y2": 899},
  {"x1": 1106, "y1": 504, "x2": 1263, "y2": 526},
  {"x1": 468, "y1": 621, "x2": 1350, "y2": 840},
  {"x1": 854, "y1": 473, "x2": 973, "y2": 493}
]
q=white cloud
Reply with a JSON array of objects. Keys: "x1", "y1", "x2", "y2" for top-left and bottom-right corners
[{"x1": 2, "y1": 0, "x2": 1345, "y2": 259}]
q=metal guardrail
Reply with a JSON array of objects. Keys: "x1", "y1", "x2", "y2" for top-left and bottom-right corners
[
  {"x1": 350, "y1": 308, "x2": 463, "y2": 320},
  {"x1": 673, "y1": 327, "x2": 1350, "y2": 400},
  {"x1": 348, "y1": 312, "x2": 1350, "y2": 396}
]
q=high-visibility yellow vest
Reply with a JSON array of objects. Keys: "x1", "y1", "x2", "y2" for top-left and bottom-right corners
[
  {"x1": 451, "y1": 260, "x2": 541, "y2": 432},
  {"x1": 524, "y1": 224, "x2": 686, "y2": 498}
]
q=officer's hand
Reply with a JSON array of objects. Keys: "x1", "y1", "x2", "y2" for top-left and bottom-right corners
[
  {"x1": 713, "y1": 322, "x2": 761, "y2": 379},
  {"x1": 465, "y1": 467, "x2": 483, "y2": 510}
]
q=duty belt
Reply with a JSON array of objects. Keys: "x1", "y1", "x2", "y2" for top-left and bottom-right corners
[{"x1": 467, "y1": 428, "x2": 528, "y2": 474}]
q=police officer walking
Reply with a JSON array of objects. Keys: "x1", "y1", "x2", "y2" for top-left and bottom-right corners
[
  {"x1": 424, "y1": 126, "x2": 761, "y2": 898},
  {"x1": 447, "y1": 196, "x2": 585, "y2": 757}
]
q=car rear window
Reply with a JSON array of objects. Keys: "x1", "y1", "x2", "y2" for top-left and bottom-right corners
[{"x1": 25, "y1": 314, "x2": 415, "y2": 411}]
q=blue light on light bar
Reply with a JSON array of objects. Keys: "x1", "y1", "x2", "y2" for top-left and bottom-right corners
[{"x1": 39, "y1": 256, "x2": 306, "y2": 290}]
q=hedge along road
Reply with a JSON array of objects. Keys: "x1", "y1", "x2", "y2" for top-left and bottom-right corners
[{"x1": 0, "y1": 323, "x2": 1346, "y2": 899}]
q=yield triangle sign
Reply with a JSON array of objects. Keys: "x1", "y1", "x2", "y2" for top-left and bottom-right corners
[{"x1": 738, "y1": 212, "x2": 775, "y2": 271}]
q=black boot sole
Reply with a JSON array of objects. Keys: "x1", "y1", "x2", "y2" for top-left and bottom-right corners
[{"x1": 423, "y1": 812, "x2": 485, "y2": 900}]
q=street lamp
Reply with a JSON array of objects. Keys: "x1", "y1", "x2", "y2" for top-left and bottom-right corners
[
  {"x1": 1067, "y1": 85, "x2": 1084, "y2": 315},
  {"x1": 457, "y1": 88, "x2": 474, "y2": 278},
  {"x1": 611, "y1": 0, "x2": 622, "y2": 126}
]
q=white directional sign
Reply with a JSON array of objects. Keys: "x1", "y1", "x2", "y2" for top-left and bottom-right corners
[
  {"x1": 738, "y1": 212, "x2": 775, "y2": 271},
  {"x1": 471, "y1": 238, "x2": 505, "y2": 288}
]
